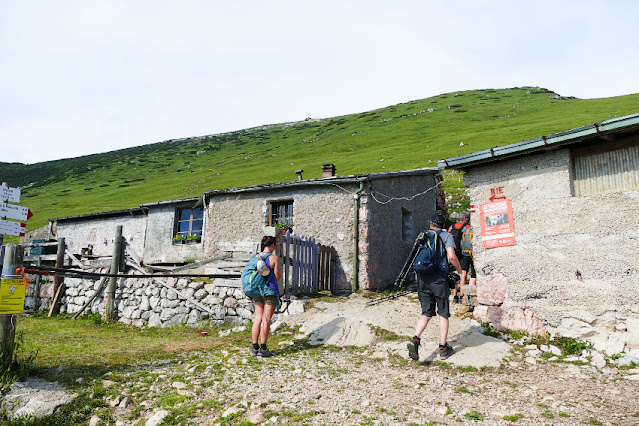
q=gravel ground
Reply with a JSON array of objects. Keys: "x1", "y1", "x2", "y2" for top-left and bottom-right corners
[{"x1": 101, "y1": 294, "x2": 639, "y2": 425}]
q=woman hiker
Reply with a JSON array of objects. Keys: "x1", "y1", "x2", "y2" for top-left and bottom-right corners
[{"x1": 250, "y1": 236, "x2": 281, "y2": 357}]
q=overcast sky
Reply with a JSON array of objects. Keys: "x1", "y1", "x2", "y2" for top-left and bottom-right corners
[{"x1": 2, "y1": 0, "x2": 638, "y2": 165}]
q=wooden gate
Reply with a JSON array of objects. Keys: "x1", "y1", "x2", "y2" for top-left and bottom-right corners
[{"x1": 281, "y1": 232, "x2": 335, "y2": 295}]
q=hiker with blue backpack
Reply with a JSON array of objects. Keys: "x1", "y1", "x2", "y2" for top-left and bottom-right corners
[
  {"x1": 242, "y1": 236, "x2": 281, "y2": 357},
  {"x1": 407, "y1": 213, "x2": 463, "y2": 361}
]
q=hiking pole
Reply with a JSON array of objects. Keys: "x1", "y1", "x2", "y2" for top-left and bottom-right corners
[
  {"x1": 392, "y1": 233, "x2": 423, "y2": 287},
  {"x1": 366, "y1": 289, "x2": 415, "y2": 306}
]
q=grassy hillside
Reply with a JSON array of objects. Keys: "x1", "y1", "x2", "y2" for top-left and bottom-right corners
[{"x1": 3, "y1": 86, "x2": 638, "y2": 238}]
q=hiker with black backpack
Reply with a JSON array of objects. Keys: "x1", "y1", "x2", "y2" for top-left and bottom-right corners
[
  {"x1": 244, "y1": 236, "x2": 281, "y2": 357},
  {"x1": 448, "y1": 211, "x2": 475, "y2": 303},
  {"x1": 407, "y1": 213, "x2": 462, "y2": 361}
]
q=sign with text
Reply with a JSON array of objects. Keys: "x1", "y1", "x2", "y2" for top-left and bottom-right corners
[
  {"x1": 479, "y1": 199, "x2": 516, "y2": 249},
  {"x1": 0, "y1": 186, "x2": 20, "y2": 203},
  {"x1": 0, "y1": 278, "x2": 26, "y2": 314},
  {"x1": 0, "y1": 219, "x2": 26, "y2": 237},
  {"x1": 0, "y1": 202, "x2": 33, "y2": 221}
]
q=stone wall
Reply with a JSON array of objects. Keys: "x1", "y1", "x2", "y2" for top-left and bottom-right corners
[
  {"x1": 205, "y1": 185, "x2": 358, "y2": 292},
  {"x1": 55, "y1": 214, "x2": 147, "y2": 258},
  {"x1": 57, "y1": 270, "x2": 259, "y2": 327},
  {"x1": 464, "y1": 148, "x2": 639, "y2": 355},
  {"x1": 362, "y1": 173, "x2": 439, "y2": 289}
]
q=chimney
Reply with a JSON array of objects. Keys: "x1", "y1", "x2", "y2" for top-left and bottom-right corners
[
  {"x1": 295, "y1": 169, "x2": 304, "y2": 181},
  {"x1": 322, "y1": 163, "x2": 336, "y2": 178}
]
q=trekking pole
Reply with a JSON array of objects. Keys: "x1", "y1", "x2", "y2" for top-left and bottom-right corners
[
  {"x1": 366, "y1": 289, "x2": 414, "y2": 306},
  {"x1": 392, "y1": 236, "x2": 421, "y2": 287}
]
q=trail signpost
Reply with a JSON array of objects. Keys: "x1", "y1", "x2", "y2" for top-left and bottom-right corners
[{"x1": 0, "y1": 186, "x2": 20, "y2": 203}]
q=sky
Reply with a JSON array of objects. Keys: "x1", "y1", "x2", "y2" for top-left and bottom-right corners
[{"x1": 1, "y1": 0, "x2": 638, "y2": 165}]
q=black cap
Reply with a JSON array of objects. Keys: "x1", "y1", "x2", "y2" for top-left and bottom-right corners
[{"x1": 430, "y1": 213, "x2": 445, "y2": 228}]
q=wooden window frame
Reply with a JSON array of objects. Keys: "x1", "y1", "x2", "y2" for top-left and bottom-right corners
[
  {"x1": 269, "y1": 200, "x2": 294, "y2": 228},
  {"x1": 175, "y1": 207, "x2": 204, "y2": 240}
]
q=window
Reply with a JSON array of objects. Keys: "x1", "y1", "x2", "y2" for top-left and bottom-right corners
[
  {"x1": 571, "y1": 139, "x2": 639, "y2": 196},
  {"x1": 176, "y1": 207, "x2": 203, "y2": 238},
  {"x1": 269, "y1": 200, "x2": 294, "y2": 227}
]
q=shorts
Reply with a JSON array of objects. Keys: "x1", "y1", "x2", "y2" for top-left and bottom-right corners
[
  {"x1": 252, "y1": 295, "x2": 277, "y2": 306},
  {"x1": 416, "y1": 273, "x2": 450, "y2": 318},
  {"x1": 458, "y1": 255, "x2": 477, "y2": 278}
]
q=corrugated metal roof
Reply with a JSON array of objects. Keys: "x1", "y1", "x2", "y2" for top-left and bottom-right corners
[{"x1": 438, "y1": 113, "x2": 639, "y2": 170}]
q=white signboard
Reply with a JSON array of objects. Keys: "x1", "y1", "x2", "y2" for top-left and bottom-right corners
[
  {"x1": 0, "y1": 186, "x2": 20, "y2": 203},
  {"x1": 0, "y1": 219, "x2": 25, "y2": 237},
  {"x1": 0, "y1": 202, "x2": 32, "y2": 221}
]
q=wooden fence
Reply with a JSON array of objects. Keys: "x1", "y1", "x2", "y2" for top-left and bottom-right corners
[{"x1": 281, "y1": 232, "x2": 335, "y2": 295}]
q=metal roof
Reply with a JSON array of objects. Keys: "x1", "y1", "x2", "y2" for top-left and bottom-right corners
[
  {"x1": 50, "y1": 207, "x2": 147, "y2": 222},
  {"x1": 438, "y1": 113, "x2": 639, "y2": 170},
  {"x1": 203, "y1": 167, "x2": 439, "y2": 196}
]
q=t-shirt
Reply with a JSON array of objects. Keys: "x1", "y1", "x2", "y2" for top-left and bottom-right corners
[{"x1": 436, "y1": 229, "x2": 455, "y2": 250}]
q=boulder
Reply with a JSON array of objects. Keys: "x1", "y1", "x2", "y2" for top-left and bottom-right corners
[
  {"x1": 476, "y1": 274, "x2": 508, "y2": 306},
  {"x1": 2, "y1": 379, "x2": 77, "y2": 421}
]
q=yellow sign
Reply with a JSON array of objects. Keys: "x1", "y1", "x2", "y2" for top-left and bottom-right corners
[{"x1": 0, "y1": 278, "x2": 26, "y2": 314}]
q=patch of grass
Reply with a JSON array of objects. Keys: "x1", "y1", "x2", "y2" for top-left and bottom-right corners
[
  {"x1": 589, "y1": 420, "x2": 603, "y2": 425},
  {"x1": 503, "y1": 413, "x2": 523, "y2": 421},
  {"x1": 367, "y1": 324, "x2": 409, "y2": 341},
  {"x1": 541, "y1": 410, "x2": 554, "y2": 418},
  {"x1": 464, "y1": 410, "x2": 484, "y2": 420},
  {"x1": 456, "y1": 385, "x2": 471, "y2": 394}
]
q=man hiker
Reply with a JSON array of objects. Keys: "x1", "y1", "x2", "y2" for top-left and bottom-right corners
[
  {"x1": 448, "y1": 211, "x2": 475, "y2": 303},
  {"x1": 407, "y1": 213, "x2": 463, "y2": 361}
]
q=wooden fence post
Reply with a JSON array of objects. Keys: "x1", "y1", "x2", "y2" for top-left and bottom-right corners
[
  {"x1": 0, "y1": 244, "x2": 22, "y2": 366},
  {"x1": 105, "y1": 226, "x2": 123, "y2": 322},
  {"x1": 48, "y1": 238, "x2": 66, "y2": 317}
]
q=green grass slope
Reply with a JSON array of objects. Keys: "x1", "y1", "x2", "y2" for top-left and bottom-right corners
[{"x1": 3, "y1": 86, "x2": 638, "y2": 237}]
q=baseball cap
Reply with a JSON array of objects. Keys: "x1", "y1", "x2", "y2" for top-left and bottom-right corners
[{"x1": 430, "y1": 213, "x2": 445, "y2": 228}]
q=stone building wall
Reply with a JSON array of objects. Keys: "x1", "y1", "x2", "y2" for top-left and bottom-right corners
[
  {"x1": 464, "y1": 148, "x2": 639, "y2": 356},
  {"x1": 361, "y1": 173, "x2": 439, "y2": 289},
  {"x1": 143, "y1": 205, "x2": 206, "y2": 264},
  {"x1": 55, "y1": 214, "x2": 147, "y2": 258},
  {"x1": 205, "y1": 185, "x2": 358, "y2": 292}
]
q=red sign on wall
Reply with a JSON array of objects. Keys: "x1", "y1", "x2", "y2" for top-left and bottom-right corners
[{"x1": 479, "y1": 199, "x2": 516, "y2": 249}]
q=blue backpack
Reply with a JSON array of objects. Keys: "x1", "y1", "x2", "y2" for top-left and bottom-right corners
[
  {"x1": 241, "y1": 253, "x2": 278, "y2": 298},
  {"x1": 413, "y1": 230, "x2": 449, "y2": 277}
]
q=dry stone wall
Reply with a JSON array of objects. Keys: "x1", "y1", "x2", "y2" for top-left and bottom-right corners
[{"x1": 59, "y1": 270, "x2": 257, "y2": 327}]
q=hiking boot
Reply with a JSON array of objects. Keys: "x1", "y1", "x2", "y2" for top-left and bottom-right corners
[
  {"x1": 407, "y1": 338, "x2": 420, "y2": 360},
  {"x1": 439, "y1": 343, "x2": 454, "y2": 359},
  {"x1": 251, "y1": 347, "x2": 259, "y2": 356},
  {"x1": 453, "y1": 296, "x2": 460, "y2": 303},
  {"x1": 257, "y1": 347, "x2": 273, "y2": 357}
]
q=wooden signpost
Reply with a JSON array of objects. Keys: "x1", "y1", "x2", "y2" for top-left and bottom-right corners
[{"x1": 0, "y1": 182, "x2": 32, "y2": 365}]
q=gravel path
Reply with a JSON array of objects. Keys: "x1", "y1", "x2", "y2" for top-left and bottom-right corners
[{"x1": 104, "y1": 294, "x2": 639, "y2": 425}]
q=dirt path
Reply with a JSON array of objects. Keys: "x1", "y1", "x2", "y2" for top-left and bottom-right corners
[{"x1": 109, "y1": 294, "x2": 639, "y2": 425}]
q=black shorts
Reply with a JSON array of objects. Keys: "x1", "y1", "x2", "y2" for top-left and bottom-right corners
[
  {"x1": 458, "y1": 255, "x2": 476, "y2": 278},
  {"x1": 416, "y1": 273, "x2": 450, "y2": 318}
]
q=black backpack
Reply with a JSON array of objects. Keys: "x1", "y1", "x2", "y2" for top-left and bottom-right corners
[{"x1": 448, "y1": 223, "x2": 465, "y2": 251}]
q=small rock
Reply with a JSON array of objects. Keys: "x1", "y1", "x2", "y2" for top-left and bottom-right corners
[
  {"x1": 89, "y1": 415, "x2": 104, "y2": 426},
  {"x1": 222, "y1": 405, "x2": 247, "y2": 417},
  {"x1": 102, "y1": 380, "x2": 116, "y2": 388},
  {"x1": 248, "y1": 410, "x2": 266, "y2": 424},
  {"x1": 146, "y1": 409, "x2": 170, "y2": 426},
  {"x1": 361, "y1": 399, "x2": 371, "y2": 407},
  {"x1": 525, "y1": 357, "x2": 537, "y2": 365},
  {"x1": 108, "y1": 396, "x2": 121, "y2": 408},
  {"x1": 118, "y1": 396, "x2": 131, "y2": 408},
  {"x1": 591, "y1": 354, "x2": 606, "y2": 369},
  {"x1": 172, "y1": 381, "x2": 187, "y2": 389},
  {"x1": 76, "y1": 377, "x2": 84, "y2": 384},
  {"x1": 524, "y1": 344, "x2": 537, "y2": 350}
]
